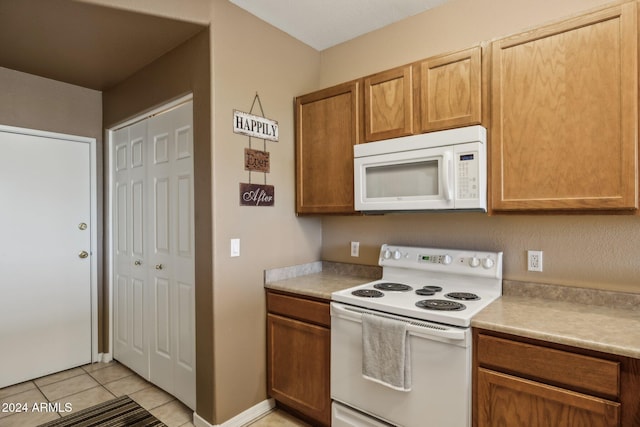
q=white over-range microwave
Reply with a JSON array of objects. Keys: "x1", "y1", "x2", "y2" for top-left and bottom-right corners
[{"x1": 354, "y1": 125, "x2": 487, "y2": 212}]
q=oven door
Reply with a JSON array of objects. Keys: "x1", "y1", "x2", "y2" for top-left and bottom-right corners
[
  {"x1": 354, "y1": 145, "x2": 454, "y2": 212},
  {"x1": 330, "y1": 302, "x2": 472, "y2": 427}
]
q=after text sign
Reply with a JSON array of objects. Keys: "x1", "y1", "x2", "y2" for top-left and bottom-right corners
[{"x1": 240, "y1": 183, "x2": 274, "y2": 207}]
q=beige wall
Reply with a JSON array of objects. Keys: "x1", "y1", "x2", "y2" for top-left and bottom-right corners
[
  {"x1": 319, "y1": 0, "x2": 623, "y2": 87},
  {"x1": 319, "y1": 0, "x2": 640, "y2": 294},
  {"x1": 210, "y1": 1, "x2": 321, "y2": 422},
  {"x1": 0, "y1": 67, "x2": 102, "y2": 137}
]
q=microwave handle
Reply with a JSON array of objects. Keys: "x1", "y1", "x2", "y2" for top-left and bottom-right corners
[{"x1": 442, "y1": 151, "x2": 453, "y2": 201}]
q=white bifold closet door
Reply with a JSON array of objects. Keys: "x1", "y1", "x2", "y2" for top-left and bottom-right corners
[{"x1": 112, "y1": 100, "x2": 196, "y2": 410}]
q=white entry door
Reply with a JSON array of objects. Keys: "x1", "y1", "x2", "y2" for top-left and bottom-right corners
[
  {"x1": 112, "y1": 99, "x2": 195, "y2": 409},
  {"x1": 0, "y1": 126, "x2": 95, "y2": 388}
]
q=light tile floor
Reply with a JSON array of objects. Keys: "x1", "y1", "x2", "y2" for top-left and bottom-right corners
[{"x1": 0, "y1": 361, "x2": 308, "y2": 427}]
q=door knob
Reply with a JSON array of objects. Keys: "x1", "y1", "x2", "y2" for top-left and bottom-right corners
[
  {"x1": 78, "y1": 251, "x2": 89, "y2": 259},
  {"x1": 155, "y1": 264, "x2": 164, "y2": 270}
]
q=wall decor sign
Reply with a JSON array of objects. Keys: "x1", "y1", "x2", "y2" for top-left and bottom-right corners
[
  {"x1": 240, "y1": 183, "x2": 274, "y2": 207},
  {"x1": 237, "y1": 93, "x2": 276, "y2": 207},
  {"x1": 233, "y1": 110, "x2": 279, "y2": 141},
  {"x1": 244, "y1": 148, "x2": 270, "y2": 173}
]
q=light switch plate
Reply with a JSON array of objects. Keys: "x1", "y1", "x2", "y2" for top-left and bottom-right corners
[{"x1": 231, "y1": 238, "x2": 240, "y2": 257}]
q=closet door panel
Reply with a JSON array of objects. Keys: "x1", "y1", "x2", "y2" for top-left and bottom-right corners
[
  {"x1": 147, "y1": 101, "x2": 196, "y2": 409},
  {"x1": 112, "y1": 100, "x2": 195, "y2": 410},
  {"x1": 113, "y1": 123, "x2": 149, "y2": 379}
]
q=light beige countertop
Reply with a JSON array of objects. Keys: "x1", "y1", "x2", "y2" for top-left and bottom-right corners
[
  {"x1": 264, "y1": 261, "x2": 381, "y2": 301},
  {"x1": 472, "y1": 280, "x2": 640, "y2": 359}
]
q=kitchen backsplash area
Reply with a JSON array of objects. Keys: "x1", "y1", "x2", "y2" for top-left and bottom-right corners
[{"x1": 503, "y1": 279, "x2": 640, "y2": 310}]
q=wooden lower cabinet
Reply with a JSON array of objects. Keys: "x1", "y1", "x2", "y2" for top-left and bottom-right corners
[
  {"x1": 266, "y1": 291, "x2": 331, "y2": 426},
  {"x1": 477, "y1": 368, "x2": 620, "y2": 427},
  {"x1": 473, "y1": 329, "x2": 640, "y2": 427}
]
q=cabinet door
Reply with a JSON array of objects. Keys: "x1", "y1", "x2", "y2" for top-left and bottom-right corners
[
  {"x1": 490, "y1": 3, "x2": 638, "y2": 211},
  {"x1": 364, "y1": 65, "x2": 414, "y2": 141},
  {"x1": 477, "y1": 368, "x2": 620, "y2": 427},
  {"x1": 295, "y1": 81, "x2": 359, "y2": 214},
  {"x1": 267, "y1": 313, "x2": 331, "y2": 426},
  {"x1": 418, "y1": 46, "x2": 482, "y2": 132}
]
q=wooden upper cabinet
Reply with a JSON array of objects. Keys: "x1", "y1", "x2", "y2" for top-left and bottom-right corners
[
  {"x1": 418, "y1": 46, "x2": 482, "y2": 133},
  {"x1": 295, "y1": 81, "x2": 360, "y2": 214},
  {"x1": 490, "y1": 3, "x2": 638, "y2": 212},
  {"x1": 363, "y1": 65, "x2": 414, "y2": 142}
]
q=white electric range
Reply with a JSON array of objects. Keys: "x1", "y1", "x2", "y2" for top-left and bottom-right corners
[{"x1": 331, "y1": 244, "x2": 503, "y2": 427}]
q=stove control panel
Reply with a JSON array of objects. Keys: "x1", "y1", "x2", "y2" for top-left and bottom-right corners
[
  {"x1": 418, "y1": 254, "x2": 452, "y2": 265},
  {"x1": 379, "y1": 244, "x2": 503, "y2": 279}
]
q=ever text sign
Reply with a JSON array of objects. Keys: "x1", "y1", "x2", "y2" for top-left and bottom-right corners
[
  {"x1": 244, "y1": 148, "x2": 270, "y2": 173},
  {"x1": 233, "y1": 110, "x2": 279, "y2": 142}
]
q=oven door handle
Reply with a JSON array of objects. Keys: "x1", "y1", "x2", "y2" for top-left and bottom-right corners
[{"x1": 331, "y1": 302, "x2": 468, "y2": 341}]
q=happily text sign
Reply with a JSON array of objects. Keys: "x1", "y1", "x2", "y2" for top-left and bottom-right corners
[{"x1": 233, "y1": 110, "x2": 279, "y2": 141}]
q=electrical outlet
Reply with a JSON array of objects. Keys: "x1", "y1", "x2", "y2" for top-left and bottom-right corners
[
  {"x1": 350, "y1": 241, "x2": 360, "y2": 257},
  {"x1": 527, "y1": 250, "x2": 543, "y2": 272}
]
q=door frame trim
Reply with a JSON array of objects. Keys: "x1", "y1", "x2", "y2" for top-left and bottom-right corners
[
  {"x1": 0, "y1": 124, "x2": 99, "y2": 363},
  {"x1": 105, "y1": 93, "x2": 194, "y2": 362}
]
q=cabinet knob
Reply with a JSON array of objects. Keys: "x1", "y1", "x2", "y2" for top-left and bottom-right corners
[{"x1": 155, "y1": 264, "x2": 164, "y2": 270}]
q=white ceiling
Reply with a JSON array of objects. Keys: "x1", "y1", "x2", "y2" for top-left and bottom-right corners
[{"x1": 229, "y1": 0, "x2": 449, "y2": 51}]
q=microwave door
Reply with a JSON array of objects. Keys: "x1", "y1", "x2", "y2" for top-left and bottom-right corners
[{"x1": 355, "y1": 147, "x2": 454, "y2": 211}]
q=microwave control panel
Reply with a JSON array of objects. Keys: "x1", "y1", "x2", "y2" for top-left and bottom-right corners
[{"x1": 456, "y1": 151, "x2": 479, "y2": 200}]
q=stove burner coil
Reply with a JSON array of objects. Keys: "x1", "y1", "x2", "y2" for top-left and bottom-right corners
[
  {"x1": 445, "y1": 292, "x2": 480, "y2": 301},
  {"x1": 374, "y1": 282, "x2": 413, "y2": 292},
  {"x1": 351, "y1": 289, "x2": 384, "y2": 298},
  {"x1": 416, "y1": 299, "x2": 466, "y2": 311},
  {"x1": 416, "y1": 285, "x2": 444, "y2": 296}
]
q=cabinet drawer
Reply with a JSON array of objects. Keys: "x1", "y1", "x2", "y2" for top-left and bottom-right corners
[
  {"x1": 477, "y1": 334, "x2": 620, "y2": 399},
  {"x1": 267, "y1": 291, "x2": 330, "y2": 327},
  {"x1": 477, "y1": 368, "x2": 620, "y2": 427}
]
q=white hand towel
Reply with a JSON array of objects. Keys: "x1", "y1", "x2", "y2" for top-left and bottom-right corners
[{"x1": 361, "y1": 313, "x2": 411, "y2": 391}]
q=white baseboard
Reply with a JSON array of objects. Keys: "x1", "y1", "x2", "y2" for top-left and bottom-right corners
[{"x1": 193, "y1": 399, "x2": 275, "y2": 427}]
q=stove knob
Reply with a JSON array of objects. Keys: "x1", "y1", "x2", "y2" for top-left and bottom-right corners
[
  {"x1": 482, "y1": 257, "x2": 495, "y2": 269},
  {"x1": 383, "y1": 249, "x2": 392, "y2": 259},
  {"x1": 442, "y1": 254, "x2": 452, "y2": 265},
  {"x1": 393, "y1": 250, "x2": 402, "y2": 260},
  {"x1": 469, "y1": 256, "x2": 480, "y2": 268}
]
